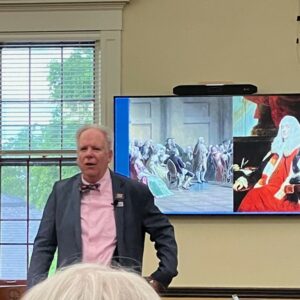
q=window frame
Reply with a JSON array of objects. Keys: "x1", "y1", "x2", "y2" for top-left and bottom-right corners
[
  {"x1": 0, "y1": 41, "x2": 97, "y2": 279},
  {"x1": 0, "y1": 0, "x2": 128, "y2": 280},
  {"x1": 0, "y1": 0, "x2": 128, "y2": 130}
]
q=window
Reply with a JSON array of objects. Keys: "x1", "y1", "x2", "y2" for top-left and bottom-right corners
[{"x1": 0, "y1": 42, "x2": 96, "y2": 279}]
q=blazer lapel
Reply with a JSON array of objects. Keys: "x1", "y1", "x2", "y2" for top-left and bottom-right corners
[
  {"x1": 70, "y1": 175, "x2": 83, "y2": 253},
  {"x1": 110, "y1": 171, "x2": 126, "y2": 256}
]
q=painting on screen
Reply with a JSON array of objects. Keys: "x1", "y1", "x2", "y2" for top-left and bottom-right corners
[
  {"x1": 232, "y1": 94, "x2": 300, "y2": 213},
  {"x1": 115, "y1": 94, "x2": 300, "y2": 215},
  {"x1": 128, "y1": 96, "x2": 233, "y2": 214}
]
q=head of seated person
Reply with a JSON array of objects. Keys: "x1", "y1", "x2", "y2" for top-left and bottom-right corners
[{"x1": 22, "y1": 263, "x2": 160, "y2": 300}]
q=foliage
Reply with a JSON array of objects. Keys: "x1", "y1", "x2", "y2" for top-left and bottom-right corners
[{"x1": 1, "y1": 47, "x2": 94, "y2": 210}]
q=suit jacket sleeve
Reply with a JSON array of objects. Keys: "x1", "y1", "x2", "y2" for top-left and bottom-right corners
[
  {"x1": 27, "y1": 183, "x2": 58, "y2": 288},
  {"x1": 141, "y1": 186, "x2": 178, "y2": 287}
]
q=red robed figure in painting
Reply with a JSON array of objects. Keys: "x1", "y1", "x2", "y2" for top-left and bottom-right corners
[{"x1": 234, "y1": 115, "x2": 300, "y2": 212}]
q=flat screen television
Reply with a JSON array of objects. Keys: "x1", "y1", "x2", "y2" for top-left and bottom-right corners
[{"x1": 114, "y1": 94, "x2": 300, "y2": 215}]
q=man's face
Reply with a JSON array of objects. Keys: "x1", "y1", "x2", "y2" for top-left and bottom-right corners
[{"x1": 77, "y1": 128, "x2": 113, "y2": 183}]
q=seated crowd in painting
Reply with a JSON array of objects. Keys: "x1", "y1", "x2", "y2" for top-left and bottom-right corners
[{"x1": 129, "y1": 137, "x2": 233, "y2": 189}]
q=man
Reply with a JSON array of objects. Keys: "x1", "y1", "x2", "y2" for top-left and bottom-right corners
[
  {"x1": 27, "y1": 124, "x2": 178, "y2": 291},
  {"x1": 192, "y1": 137, "x2": 208, "y2": 183},
  {"x1": 233, "y1": 115, "x2": 300, "y2": 212},
  {"x1": 164, "y1": 149, "x2": 194, "y2": 189}
]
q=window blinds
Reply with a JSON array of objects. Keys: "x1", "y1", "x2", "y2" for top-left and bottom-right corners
[{"x1": 0, "y1": 42, "x2": 96, "y2": 153}]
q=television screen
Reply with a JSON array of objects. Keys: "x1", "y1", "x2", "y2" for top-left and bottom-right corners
[{"x1": 114, "y1": 94, "x2": 300, "y2": 215}]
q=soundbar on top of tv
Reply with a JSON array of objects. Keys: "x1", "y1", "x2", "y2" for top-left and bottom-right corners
[{"x1": 173, "y1": 84, "x2": 257, "y2": 96}]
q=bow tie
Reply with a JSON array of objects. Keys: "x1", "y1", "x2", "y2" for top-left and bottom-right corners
[{"x1": 79, "y1": 183, "x2": 100, "y2": 193}]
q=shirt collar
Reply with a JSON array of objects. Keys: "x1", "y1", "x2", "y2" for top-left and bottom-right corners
[{"x1": 81, "y1": 168, "x2": 110, "y2": 186}]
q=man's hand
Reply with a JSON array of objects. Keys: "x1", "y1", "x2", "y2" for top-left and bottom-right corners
[
  {"x1": 233, "y1": 176, "x2": 248, "y2": 191},
  {"x1": 144, "y1": 276, "x2": 166, "y2": 293}
]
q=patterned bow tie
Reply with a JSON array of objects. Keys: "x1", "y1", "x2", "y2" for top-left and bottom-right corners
[{"x1": 79, "y1": 183, "x2": 100, "y2": 193}]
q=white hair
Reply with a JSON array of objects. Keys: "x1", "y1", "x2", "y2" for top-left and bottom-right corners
[
  {"x1": 76, "y1": 124, "x2": 114, "y2": 151},
  {"x1": 22, "y1": 263, "x2": 160, "y2": 300},
  {"x1": 271, "y1": 115, "x2": 300, "y2": 156}
]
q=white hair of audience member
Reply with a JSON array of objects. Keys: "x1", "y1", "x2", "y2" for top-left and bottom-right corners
[{"x1": 22, "y1": 263, "x2": 160, "y2": 300}]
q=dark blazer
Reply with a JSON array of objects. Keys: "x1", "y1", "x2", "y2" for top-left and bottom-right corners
[{"x1": 27, "y1": 171, "x2": 178, "y2": 288}]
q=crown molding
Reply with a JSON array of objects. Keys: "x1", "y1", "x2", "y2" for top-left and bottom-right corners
[{"x1": 0, "y1": 0, "x2": 130, "y2": 11}]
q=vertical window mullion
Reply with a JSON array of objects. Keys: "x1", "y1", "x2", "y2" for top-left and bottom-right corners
[
  {"x1": 93, "y1": 46, "x2": 97, "y2": 123},
  {"x1": 61, "y1": 46, "x2": 64, "y2": 151},
  {"x1": 26, "y1": 159, "x2": 30, "y2": 271},
  {"x1": 0, "y1": 48, "x2": 2, "y2": 151},
  {"x1": 59, "y1": 158, "x2": 62, "y2": 181},
  {"x1": 29, "y1": 47, "x2": 32, "y2": 151},
  {"x1": 0, "y1": 165, "x2": 2, "y2": 224}
]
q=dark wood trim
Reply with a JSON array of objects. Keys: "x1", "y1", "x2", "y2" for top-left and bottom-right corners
[
  {"x1": 0, "y1": 280, "x2": 26, "y2": 286},
  {"x1": 162, "y1": 287, "x2": 300, "y2": 298}
]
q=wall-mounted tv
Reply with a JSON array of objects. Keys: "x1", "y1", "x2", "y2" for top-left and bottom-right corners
[{"x1": 114, "y1": 94, "x2": 300, "y2": 215}]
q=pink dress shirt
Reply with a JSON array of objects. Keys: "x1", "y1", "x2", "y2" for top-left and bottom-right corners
[{"x1": 80, "y1": 169, "x2": 117, "y2": 265}]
